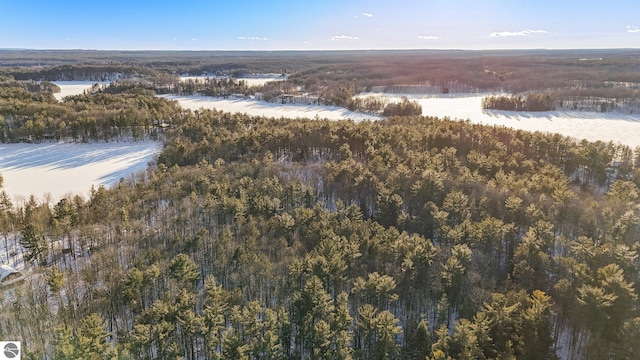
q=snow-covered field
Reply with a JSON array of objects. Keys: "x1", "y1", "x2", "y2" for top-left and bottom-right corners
[
  {"x1": 0, "y1": 141, "x2": 160, "y2": 202},
  {"x1": 52, "y1": 81, "x2": 108, "y2": 101},
  {"x1": 160, "y1": 94, "x2": 382, "y2": 121},
  {"x1": 359, "y1": 93, "x2": 640, "y2": 148}
]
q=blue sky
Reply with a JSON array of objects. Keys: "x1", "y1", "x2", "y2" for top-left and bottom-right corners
[{"x1": 1, "y1": 0, "x2": 639, "y2": 50}]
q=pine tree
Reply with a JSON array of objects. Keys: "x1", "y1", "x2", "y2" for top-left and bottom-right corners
[
  {"x1": 20, "y1": 221, "x2": 48, "y2": 265},
  {"x1": 203, "y1": 275, "x2": 229, "y2": 358},
  {"x1": 52, "y1": 325, "x2": 76, "y2": 360},
  {"x1": 77, "y1": 314, "x2": 112, "y2": 359},
  {"x1": 169, "y1": 253, "x2": 200, "y2": 287},
  {"x1": 46, "y1": 266, "x2": 65, "y2": 307},
  {"x1": 406, "y1": 318, "x2": 431, "y2": 359}
]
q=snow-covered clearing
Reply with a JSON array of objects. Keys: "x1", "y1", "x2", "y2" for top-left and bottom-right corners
[
  {"x1": 359, "y1": 93, "x2": 640, "y2": 148},
  {"x1": 52, "y1": 81, "x2": 109, "y2": 101},
  {"x1": 0, "y1": 141, "x2": 160, "y2": 202},
  {"x1": 160, "y1": 94, "x2": 382, "y2": 122}
]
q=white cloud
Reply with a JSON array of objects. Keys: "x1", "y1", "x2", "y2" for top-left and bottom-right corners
[
  {"x1": 490, "y1": 29, "x2": 548, "y2": 37},
  {"x1": 329, "y1": 35, "x2": 360, "y2": 41},
  {"x1": 627, "y1": 25, "x2": 640, "y2": 33},
  {"x1": 363, "y1": 13, "x2": 373, "y2": 17},
  {"x1": 238, "y1": 36, "x2": 269, "y2": 41},
  {"x1": 417, "y1": 35, "x2": 438, "y2": 40}
]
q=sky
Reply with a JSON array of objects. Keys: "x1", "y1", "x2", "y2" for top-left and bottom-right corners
[{"x1": 0, "y1": 0, "x2": 639, "y2": 51}]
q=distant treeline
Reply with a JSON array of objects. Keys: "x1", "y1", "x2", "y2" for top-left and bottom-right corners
[
  {"x1": 483, "y1": 88, "x2": 640, "y2": 113},
  {"x1": 482, "y1": 94, "x2": 555, "y2": 111},
  {"x1": 5, "y1": 49, "x2": 640, "y2": 94},
  {"x1": 6, "y1": 64, "x2": 161, "y2": 82},
  {"x1": 5, "y1": 49, "x2": 640, "y2": 117}
]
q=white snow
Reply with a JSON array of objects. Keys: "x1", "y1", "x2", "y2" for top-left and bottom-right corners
[
  {"x1": 359, "y1": 93, "x2": 640, "y2": 148},
  {"x1": 159, "y1": 94, "x2": 382, "y2": 122},
  {"x1": 52, "y1": 81, "x2": 108, "y2": 101},
  {"x1": 0, "y1": 141, "x2": 160, "y2": 202}
]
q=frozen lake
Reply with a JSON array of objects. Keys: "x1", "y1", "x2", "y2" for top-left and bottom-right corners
[
  {"x1": 357, "y1": 93, "x2": 640, "y2": 148},
  {"x1": 160, "y1": 94, "x2": 382, "y2": 122},
  {"x1": 0, "y1": 141, "x2": 160, "y2": 202},
  {"x1": 52, "y1": 81, "x2": 109, "y2": 101}
]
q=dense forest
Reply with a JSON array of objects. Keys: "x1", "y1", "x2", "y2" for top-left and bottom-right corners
[
  {"x1": 483, "y1": 88, "x2": 640, "y2": 114},
  {"x1": 0, "y1": 76, "x2": 639, "y2": 359},
  {"x1": 0, "y1": 79, "x2": 181, "y2": 142}
]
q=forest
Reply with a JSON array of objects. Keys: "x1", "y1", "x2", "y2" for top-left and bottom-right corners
[
  {"x1": 0, "y1": 79, "x2": 181, "y2": 142},
  {"x1": 0, "y1": 74, "x2": 639, "y2": 359},
  {"x1": 4, "y1": 48, "x2": 640, "y2": 100},
  {"x1": 0, "y1": 50, "x2": 640, "y2": 359}
]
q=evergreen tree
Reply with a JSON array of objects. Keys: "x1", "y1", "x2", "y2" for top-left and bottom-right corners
[
  {"x1": 169, "y1": 253, "x2": 200, "y2": 287},
  {"x1": 20, "y1": 221, "x2": 47, "y2": 265}
]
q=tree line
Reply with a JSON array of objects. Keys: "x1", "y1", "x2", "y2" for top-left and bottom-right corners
[
  {"x1": 482, "y1": 91, "x2": 640, "y2": 114},
  {"x1": 482, "y1": 94, "x2": 555, "y2": 112}
]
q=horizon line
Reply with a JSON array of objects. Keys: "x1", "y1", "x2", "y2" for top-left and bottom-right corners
[{"x1": 2, "y1": 47, "x2": 640, "y2": 52}]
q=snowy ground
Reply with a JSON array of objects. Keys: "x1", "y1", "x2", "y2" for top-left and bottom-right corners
[
  {"x1": 358, "y1": 93, "x2": 640, "y2": 148},
  {"x1": 0, "y1": 141, "x2": 160, "y2": 202},
  {"x1": 160, "y1": 94, "x2": 382, "y2": 122},
  {"x1": 52, "y1": 81, "x2": 109, "y2": 101}
]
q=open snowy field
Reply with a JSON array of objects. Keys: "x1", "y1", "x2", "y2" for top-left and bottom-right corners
[
  {"x1": 52, "y1": 81, "x2": 109, "y2": 101},
  {"x1": 160, "y1": 94, "x2": 382, "y2": 121},
  {"x1": 0, "y1": 141, "x2": 160, "y2": 202},
  {"x1": 358, "y1": 93, "x2": 640, "y2": 148}
]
